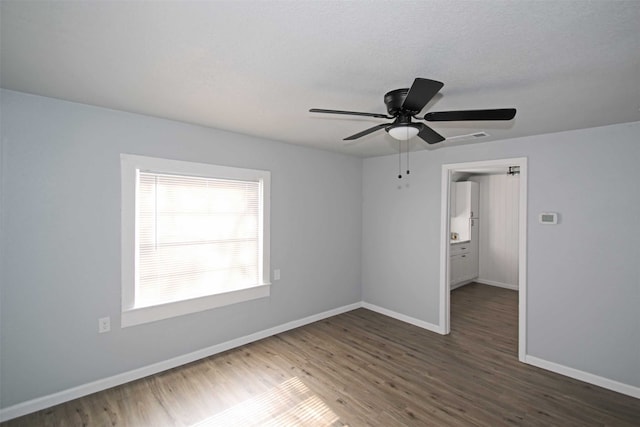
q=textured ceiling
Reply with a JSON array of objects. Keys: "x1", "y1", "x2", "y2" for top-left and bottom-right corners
[{"x1": 1, "y1": 1, "x2": 639, "y2": 157}]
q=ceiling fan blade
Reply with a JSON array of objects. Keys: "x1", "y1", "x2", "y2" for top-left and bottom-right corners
[
  {"x1": 416, "y1": 123, "x2": 446, "y2": 145},
  {"x1": 401, "y1": 78, "x2": 444, "y2": 113},
  {"x1": 343, "y1": 123, "x2": 388, "y2": 140},
  {"x1": 424, "y1": 108, "x2": 516, "y2": 121},
  {"x1": 310, "y1": 108, "x2": 391, "y2": 119}
]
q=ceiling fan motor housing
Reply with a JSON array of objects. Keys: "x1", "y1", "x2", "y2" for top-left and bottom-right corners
[{"x1": 384, "y1": 88, "x2": 413, "y2": 116}]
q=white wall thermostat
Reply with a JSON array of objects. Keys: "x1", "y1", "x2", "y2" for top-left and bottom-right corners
[{"x1": 539, "y1": 212, "x2": 558, "y2": 224}]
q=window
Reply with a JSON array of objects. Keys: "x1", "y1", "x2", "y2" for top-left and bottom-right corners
[{"x1": 121, "y1": 154, "x2": 270, "y2": 327}]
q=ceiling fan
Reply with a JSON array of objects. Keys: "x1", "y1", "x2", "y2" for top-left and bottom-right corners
[{"x1": 309, "y1": 78, "x2": 516, "y2": 145}]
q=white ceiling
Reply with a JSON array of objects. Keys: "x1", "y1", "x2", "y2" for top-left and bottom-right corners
[{"x1": 1, "y1": 1, "x2": 639, "y2": 157}]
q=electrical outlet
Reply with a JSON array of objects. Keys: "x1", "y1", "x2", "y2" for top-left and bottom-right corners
[
  {"x1": 98, "y1": 316, "x2": 111, "y2": 333},
  {"x1": 273, "y1": 269, "x2": 281, "y2": 281}
]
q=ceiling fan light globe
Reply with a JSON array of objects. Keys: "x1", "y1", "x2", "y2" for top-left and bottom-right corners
[{"x1": 388, "y1": 125, "x2": 419, "y2": 141}]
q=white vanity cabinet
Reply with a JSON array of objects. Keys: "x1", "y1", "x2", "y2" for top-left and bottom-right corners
[
  {"x1": 450, "y1": 218, "x2": 479, "y2": 288},
  {"x1": 450, "y1": 243, "x2": 471, "y2": 286},
  {"x1": 450, "y1": 180, "x2": 480, "y2": 289}
]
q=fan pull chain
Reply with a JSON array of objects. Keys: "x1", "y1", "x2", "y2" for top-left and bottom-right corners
[
  {"x1": 406, "y1": 141, "x2": 410, "y2": 175},
  {"x1": 398, "y1": 140, "x2": 402, "y2": 179}
]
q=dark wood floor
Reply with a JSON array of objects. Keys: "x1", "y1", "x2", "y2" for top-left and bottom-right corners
[{"x1": 4, "y1": 283, "x2": 640, "y2": 426}]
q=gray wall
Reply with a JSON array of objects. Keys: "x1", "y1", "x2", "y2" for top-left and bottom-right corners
[
  {"x1": 362, "y1": 121, "x2": 640, "y2": 387},
  {"x1": 0, "y1": 90, "x2": 363, "y2": 408},
  {"x1": 2, "y1": 88, "x2": 638, "y2": 409}
]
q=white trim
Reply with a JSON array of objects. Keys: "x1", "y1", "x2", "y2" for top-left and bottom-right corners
[
  {"x1": 438, "y1": 170, "x2": 452, "y2": 334},
  {"x1": 525, "y1": 355, "x2": 640, "y2": 399},
  {"x1": 0, "y1": 302, "x2": 362, "y2": 422},
  {"x1": 120, "y1": 153, "x2": 272, "y2": 327},
  {"x1": 4, "y1": 300, "x2": 638, "y2": 422},
  {"x1": 475, "y1": 278, "x2": 519, "y2": 291},
  {"x1": 439, "y1": 157, "x2": 528, "y2": 361},
  {"x1": 449, "y1": 279, "x2": 474, "y2": 291},
  {"x1": 517, "y1": 160, "x2": 528, "y2": 362},
  {"x1": 362, "y1": 302, "x2": 444, "y2": 334},
  {"x1": 121, "y1": 285, "x2": 271, "y2": 327}
]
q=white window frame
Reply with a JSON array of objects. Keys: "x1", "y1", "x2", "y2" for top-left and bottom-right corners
[{"x1": 121, "y1": 154, "x2": 271, "y2": 327}]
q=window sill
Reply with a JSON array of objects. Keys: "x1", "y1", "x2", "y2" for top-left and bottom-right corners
[{"x1": 121, "y1": 284, "x2": 270, "y2": 328}]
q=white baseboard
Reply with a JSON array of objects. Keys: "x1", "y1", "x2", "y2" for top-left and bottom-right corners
[
  {"x1": 0, "y1": 302, "x2": 362, "y2": 423},
  {"x1": 525, "y1": 355, "x2": 640, "y2": 399},
  {"x1": 450, "y1": 279, "x2": 474, "y2": 291},
  {"x1": 475, "y1": 278, "x2": 519, "y2": 291},
  {"x1": 6, "y1": 303, "x2": 636, "y2": 422},
  {"x1": 362, "y1": 302, "x2": 445, "y2": 335}
]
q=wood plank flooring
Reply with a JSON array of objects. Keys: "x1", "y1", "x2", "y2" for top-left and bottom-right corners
[{"x1": 4, "y1": 283, "x2": 639, "y2": 426}]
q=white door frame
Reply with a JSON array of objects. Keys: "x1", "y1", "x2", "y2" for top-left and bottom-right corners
[{"x1": 438, "y1": 157, "x2": 528, "y2": 361}]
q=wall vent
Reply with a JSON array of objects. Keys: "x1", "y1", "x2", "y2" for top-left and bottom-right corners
[{"x1": 446, "y1": 131, "x2": 489, "y2": 142}]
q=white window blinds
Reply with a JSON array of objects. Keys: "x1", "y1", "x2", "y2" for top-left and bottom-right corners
[{"x1": 136, "y1": 172, "x2": 261, "y2": 308}]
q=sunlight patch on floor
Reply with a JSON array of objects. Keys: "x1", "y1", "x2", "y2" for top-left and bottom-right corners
[{"x1": 190, "y1": 377, "x2": 346, "y2": 426}]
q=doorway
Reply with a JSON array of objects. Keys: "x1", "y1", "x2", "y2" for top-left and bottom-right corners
[{"x1": 438, "y1": 157, "x2": 528, "y2": 361}]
